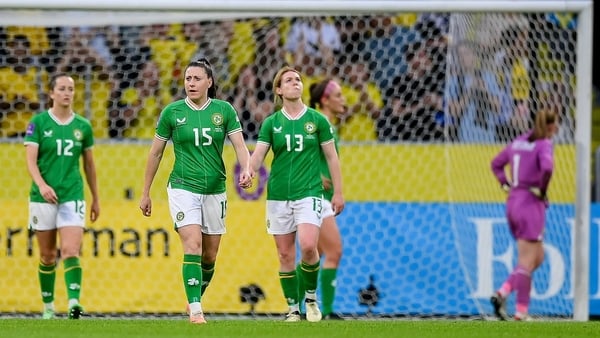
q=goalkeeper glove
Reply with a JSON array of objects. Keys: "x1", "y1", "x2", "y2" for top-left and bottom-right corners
[
  {"x1": 529, "y1": 187, "x2": 545, "y2": 199},
  {"x1": 529, "y1": 187, "x2": 549, "y2": 208}
]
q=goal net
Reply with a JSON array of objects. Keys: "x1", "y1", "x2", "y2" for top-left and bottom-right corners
[{"x1": 0, "y1": 1, "x2": 592, "y2": 321}]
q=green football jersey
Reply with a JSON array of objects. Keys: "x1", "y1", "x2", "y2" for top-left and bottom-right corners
[
  {"x1": 156, "y1": 98, "x2": 242, "y2": 194},
  {"x1": 257, "y1": 106, "x2": 335, "y2": 201},
  {"x1": 24, "y1": 110, "x2": 94, "y2": 203},
  {"x1": 319, "y1": 119, "x2": 339, "y2": 201}
]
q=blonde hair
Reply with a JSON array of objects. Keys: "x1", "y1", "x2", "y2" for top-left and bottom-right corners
[
  {"x1": 272, "y1": 66, "x2": 301, "y2": 108},
  {"x1": 529, "y1": 109, "x2": 557, "y2": 141}
]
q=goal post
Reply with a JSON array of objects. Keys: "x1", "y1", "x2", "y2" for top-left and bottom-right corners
[
  {"x1": 0, "y1": 0, "x2": 593, "y2": 12},
  {"x1": 572, "y1": 2, "x2": 592, "y2": 322},
  {"x1": 0, "y1": 0, "x2": 593, "y2": 321}
]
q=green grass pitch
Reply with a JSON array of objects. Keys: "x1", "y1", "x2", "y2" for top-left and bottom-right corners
[{"x1": 1, "y1": 318, "x2": 600, "y2": 338}]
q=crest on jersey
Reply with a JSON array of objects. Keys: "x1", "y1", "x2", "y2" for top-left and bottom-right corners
[
  {"x1": 176, "y1": 211, "x2": 185, "y2": 221},
  {"x1": 212, "y1": 113, "x2": 223, "y2": 126},
  {"x1": 73, "y1": 129, "x2": 83, "y2": 140},
  {"x1": 304, "y1": 122, "x2": 316, "y2": 134}
]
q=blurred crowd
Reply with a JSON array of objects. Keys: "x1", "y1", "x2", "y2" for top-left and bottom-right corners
[{"x1": 0, "y1": 13, "x2": 576, "y2": 143}]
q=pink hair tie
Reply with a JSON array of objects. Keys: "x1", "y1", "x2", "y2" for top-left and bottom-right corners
[{"x1": 323, "y1": 80, "x2": 337, "y2": 98}]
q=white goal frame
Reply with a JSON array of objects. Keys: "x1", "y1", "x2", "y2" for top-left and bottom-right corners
[{"x1": 0, "y1": 0, "x2": 592, "y2": 321}]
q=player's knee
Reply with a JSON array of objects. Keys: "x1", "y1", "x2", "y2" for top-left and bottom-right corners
[
  {"x1": 327, "y1": 248, "x2": 342, "y2": 265},
  {"x1": 201, "y1": 252, "x2": 218, "y2": 263},
  {"x1": 299, "y1": 247, "x2": 320, "y2": 264},
  {"x1": 40, "y1": 251, "x2": 58, "y2": 265},
  {"x1": 59, "y1": 248, "x2": 80, "y2": 260},
  {"x1": 278, "y1": 249, "x2": 295, "y2": 267}
]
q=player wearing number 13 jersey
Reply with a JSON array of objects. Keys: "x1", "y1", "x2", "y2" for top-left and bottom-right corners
[
  {"x1": 257, "y1": 105, "x2": 334, "y2": 201},
  {"x1": 489, "y1": 109, "x2": 558, "y2": 321},
  {"x1": 250, "y1": 66, "x2": 345, "y2": 323}
]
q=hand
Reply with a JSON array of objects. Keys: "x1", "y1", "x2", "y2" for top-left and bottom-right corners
[
  {"x1": 238, "y1": 179, "x2": 253, "y2": 189},
  {"x1": 529, "y1": 187, "x2": 549, "y2": 208},
  {"x1": 499, "y1": 180, "x2": 511, "y2": 193},
  {"x1": 90, "y1": 199, "x2": 100, "y2": 222},
  {"x1": 239, "y1": 181, "x2": 252, "y2": 189},
  {"x1": 238, "y1": 169, "x2": 253, "y2": 189},
  {"x1": 331, "y1": 192, "x2": 345, "y2": 216},
  {"x1": 139, "y1": 196, "x2": 152, "y2": 217},
  {"x1": 529, "y1": 187, "x2": 544, "y2": 199},
  {"x1": 39, "y1": 184, "x2": 58, "y2": 204}
]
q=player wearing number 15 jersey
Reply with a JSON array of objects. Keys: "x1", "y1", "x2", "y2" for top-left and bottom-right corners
[
  {"x1": 25, "y1": 73, "x2": 100, "y2": 320},
  {"x1": 140, "y1": 59, "x2": 252, "y2": 324},
  {"x1": 250, "y1": 66, "x2": 344, "y2": 323},
  {"x1": 489, "y1": 109, "x2": 558, "y2": 321}
]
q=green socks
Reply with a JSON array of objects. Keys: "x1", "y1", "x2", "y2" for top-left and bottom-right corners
[
  {"x1": 299, "y1": 261, "x2": 320, "y2": 294},
  {"x1": 296, "y1": 264, "x2": 337, "y2": 315},
  {"x1": 201, "y1": 261, "x2": 215, "y2": 296},
  {"x1": 38, "y1": 261, "x2": 56, "y2": 304},
  {"x1": 183, "y1": 254, "x2": 202, "y2": 303},
  {"x1": 279, "y1": 270, "x2": 299, "y2": 306},
  {"x1": 296, "y1": 264, "x2": 306, "y2": 304},
  {"x1": 320, "y1": 268, "x2": 337, "y2": 316},
  {"x1": 63, "y1": 257, "x2": 82, "y2": 302}
]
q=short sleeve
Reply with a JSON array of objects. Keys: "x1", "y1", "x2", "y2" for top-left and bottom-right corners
[
  {"x1": 224, "y1": 101, "x2": 243, "y2": 135},
  {"x1": 318, "y1": 114, "x2": 334, "y2": 144},
  {"x1": 257, "y1": 115, "x2": 273, "y2": 145},
  {"x1": 155, "y1": 106, "x2": 173, "y2": 140},
  {"x1": 23, "y1": 115, "x2": 40, "y2": 145},
  {"x1": 82, "y1": 120, "x2": 94, "y2": 150}
]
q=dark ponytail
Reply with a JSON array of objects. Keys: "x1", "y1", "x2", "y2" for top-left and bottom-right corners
[{"x1": 309, "y1": 78, "x2": 334, "y2": 109}]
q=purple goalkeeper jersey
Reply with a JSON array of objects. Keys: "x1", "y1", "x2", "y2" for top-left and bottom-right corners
[
  {"x1": 491, "y1": 131, "x2": 554, "y2": 193},
  {"x1": 491, "y1": 131, "x2": 554, "y2": 241}
]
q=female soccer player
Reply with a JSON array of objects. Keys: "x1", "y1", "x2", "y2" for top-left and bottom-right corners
[
  {"x1": 489, "y1": 109, "x2": 558, "y2": 321},
  {"x1": 25, "y1": 73, "x2": 100, "y2": 319},
  {"x1": 294, "y1": 78, "x2": 346, "y2": 320},
  {"x1": 139, "y1": 59, "x2": 253, "y2": 324},
  {"x1": 250, "y1": 66, "x2": 345, "y2": 322}
]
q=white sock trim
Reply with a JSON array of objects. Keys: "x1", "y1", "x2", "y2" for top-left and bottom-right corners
[{"x1": 189, "y1": 302, "x2": 203, "y2": 314}]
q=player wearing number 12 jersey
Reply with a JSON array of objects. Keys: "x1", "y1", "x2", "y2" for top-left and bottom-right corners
[
  {"x1": 489, "y1": 109, "x2": 558, "y2": 321},
  {"x1": 25, "y1": 73, "x2": 100, "y2": 320},
  {"x1": 250, "y1": 66, "x2": 345, "y2": 323},
  {"x1": 140, "y1": 59, "x2": 252, "y2": 324}
]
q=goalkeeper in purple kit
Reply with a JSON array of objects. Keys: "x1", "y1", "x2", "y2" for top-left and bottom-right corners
[{"x1": 489, "y1": 109, "x2": 558, "y2": 321}]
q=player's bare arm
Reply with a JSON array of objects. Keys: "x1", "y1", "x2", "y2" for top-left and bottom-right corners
[
  {"x1": 140, "y1": 137, "x2": 167, "y2": 217},
  {"x1": 229, "y1": 131, "x2": 253, "y2": 189},
  {"x1": 321, "y1": 141, "x2": 344, "y2": 215}
]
